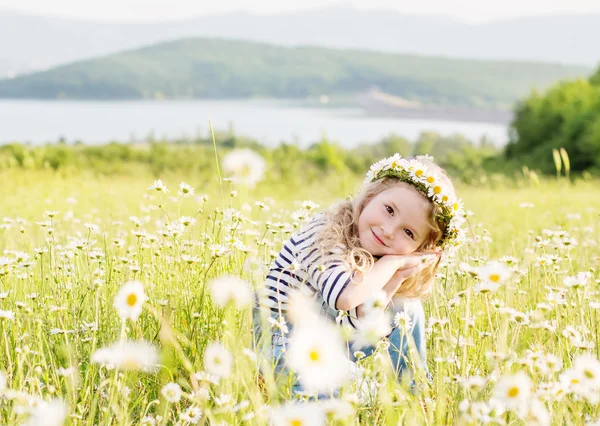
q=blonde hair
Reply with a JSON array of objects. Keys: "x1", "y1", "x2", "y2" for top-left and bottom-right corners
[{"x1": 317, "y1": 158, "x2": 456, "y2": 299}]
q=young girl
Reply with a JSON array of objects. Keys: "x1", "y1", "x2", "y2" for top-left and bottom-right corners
[{"x1": 253, "y1": 153, "x2": 464, "y2": 396}]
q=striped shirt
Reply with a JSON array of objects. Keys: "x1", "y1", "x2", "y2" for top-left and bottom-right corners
[{"x1": 259, "y1": 214, "x2": 360, "y2": 329}]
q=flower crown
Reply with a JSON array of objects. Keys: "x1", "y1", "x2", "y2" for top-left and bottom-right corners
[{"x1": 363, "y1": 154, "x2": 466, "y2": 252}]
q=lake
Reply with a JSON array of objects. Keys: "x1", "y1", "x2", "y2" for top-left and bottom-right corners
[{"x1": 0, "y1": 100, "x2": 509, "y2": 147}]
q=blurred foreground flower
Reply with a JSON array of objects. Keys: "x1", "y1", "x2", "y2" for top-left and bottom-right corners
[
  {"x1": 204, "y1": 342, "x2": 233, "y2": 378},
  {"x1": 114, "y1": 280, "x2": 148, "y2": 322},
  {"x1": 222, "y1": 148, "x2": 266, "y2": 187},
  {"x1": 493, "y1": 371, "x2": 532, "y2": 415},
  {"x1": 91, "y1": 340, "x2": 159, "y2": 372},
  {"x1": 287, "y1": 316, "x2": 350, "y2": 394},
  {"x1": 25, "y1": 398, "x2": 68, "y2": 426},
  {"x1": 161, "y1": 382, "x2": 183, "y2": 403},
  {"x1": 209, "y1": 275, "x2": 252, "y2": 308},
  {"x1": 270, "y1": 401, "x2": 325, "y2": 426}
]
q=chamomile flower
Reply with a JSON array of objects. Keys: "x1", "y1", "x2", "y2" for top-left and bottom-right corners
[
  {"x1": 204, "y1": 342, "x2": 233, "y2": 378},
  {"x1": 208, "y1": 275, "x2": 252, "y2": 309},
  {"x1": 161, "y1": 382, "x2": 182, "y2": 403},
  {"x1": 270, "y1": 402, "x2": 325, "y2": 426},
  {"x1": 222, "y1": 148, "x2": 266, "y2": 187},
  {"x1": 564, "y1": 272, "x2": 592, "y2": 289},
  {"x1": 180, "y1": 407, "x2": 202, "y2": 424},
  {"x1": 476, "y1": 261, "x2": 512, "y2": 285},
  {"x1": 493, "y1": 371, "x2": 533, "y2": 414},
  {"x1": 24, "y1": 398, "x2": 68, "y2": 426},
  {"x1": 91, "y1": 340, "x2": 159, "y2": 372},
  {"x1": 114, "y1": 281, "x2": 147, "y2": 322},
  {"x1": 178, "y1": 182, "x2": 195, "y2": 197},
  {"x1": 148, "y1": 179, "x2": 168, "y2": 193},
  {"x1": 287, "y1": 317, "x2": 349, "y2": 394}
]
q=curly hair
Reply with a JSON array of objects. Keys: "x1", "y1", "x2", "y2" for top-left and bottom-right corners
[{"x1": 316, "y1": 159, "x2": 456, "y2": 299}]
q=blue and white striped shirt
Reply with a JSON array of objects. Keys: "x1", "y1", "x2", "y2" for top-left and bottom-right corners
[{"x1": 260, "y1": 215, "x2": 360, "y2": 329}]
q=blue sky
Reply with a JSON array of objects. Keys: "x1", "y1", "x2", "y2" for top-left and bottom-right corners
[{"x1": 2, "y1": 0, "x2": 600, "y2": 22}]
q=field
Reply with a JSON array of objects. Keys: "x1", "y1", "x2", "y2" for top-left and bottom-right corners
[{"x1": 1, "y1": 165, "x2": 599, "y2": 425}]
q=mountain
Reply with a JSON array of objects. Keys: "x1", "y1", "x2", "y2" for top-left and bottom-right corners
[
  {"x1": 0, "y1": 37, "x2": 589, "y2": 109},
  {"x1": 0, "y1": 6, "x2": 599, "y2": 78}
]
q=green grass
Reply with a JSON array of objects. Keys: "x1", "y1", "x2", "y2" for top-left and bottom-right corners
[{"x1": 0, "y1": 167, "x2": 599, "y2": 425}]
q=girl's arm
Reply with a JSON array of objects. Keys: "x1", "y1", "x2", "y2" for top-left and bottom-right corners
[{"x1": 336, "y1": 253, "x2": 436, "y2": 311}]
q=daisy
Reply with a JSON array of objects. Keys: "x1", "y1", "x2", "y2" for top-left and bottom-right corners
[
  {"x1": 114, "y1": 281, "x2": 147, "y2": 322},
  {"x1": 493, "y1": 371, "x2": 533, "y2": 414},
  {"x1": 287, "y1": 317, "x2": 349, "y2": 394},
  {"x1": 270, "y1": 402, "x2": 325, "y2": 426},
  {"x1": 0, "y1": 310, "x2": 15, "y2": 321},
  {"x1": 178, "y1": 182, "x2": 195, "y2": 197},
  {"x1": 180, "y1": 407, "x2": 202, "y2": 424},
  {"x1": 203, "y1": 342, "x2": 233, "y2": 378},
  {"x1": 161, "y1": 382, "x2": 182, "y2": 403},
  {"x1": 91, "y1": 340, "x2": 159, "y2": 372},
  {"x1": 476, "y1": 261, "x2": 512, "y2": 285},
  {"x1": 564, "y1": 272, "x2": 592, "y2": 289},
  {"x1": 208, "y1": 275, "x2": 252, "y2": 309},
  {"x1": 352, "y1": 310, "x2": 392, "y2": 350},
  {"x1": 222, "y1": 148, "x2": 266, "y2": 187},
  {"x1": 148, "y1": 179, "x2": 168, "y2": 193},
  {"x1": 24, "y1": 398, "x2": 68, "y2": 426}
]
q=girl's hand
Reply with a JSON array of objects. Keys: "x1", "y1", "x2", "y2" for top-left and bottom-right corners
[{"x1": 387, "y1": 251, "x2": 439, "y2": 283}]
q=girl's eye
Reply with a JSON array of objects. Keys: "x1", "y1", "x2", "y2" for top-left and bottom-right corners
[
  {"x1": 404, "y1": 229, "x2": 414, "y2": 240},
  {"x1": 385, "y1": 205, "x2": 394, "y2": 216}
]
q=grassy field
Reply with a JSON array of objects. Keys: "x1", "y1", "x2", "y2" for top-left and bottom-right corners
[{"x1": 0, "y1": 167, "x2": 599, "y2": 425}]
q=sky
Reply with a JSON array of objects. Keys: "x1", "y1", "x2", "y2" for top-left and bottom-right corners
[{"x1": 2, "y1": 0, "x2": 600, "y2": 23}]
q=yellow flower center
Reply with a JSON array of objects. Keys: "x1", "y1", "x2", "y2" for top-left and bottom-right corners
[
  {"x1": 391, "y1": 161, "x2": 398, "y2": 168},
  {"x1": 415, "y1": 170, "x2": 424, "y2": 177},
  {"x1": 489, "y1": 274, "x2": 501, "y2": 283},
  {"x1": 507, "y1": 387, "x2": 519, "y2": 398},
  {"x1": 427, "y1": 176, "x2": 435, "y2": 183},
  {"x1": 291, "y1": 419, "x2": 303, "y2": 426},
  {"x1": 442, "y1": 195, "x2": 449, "y2": 202},
  {"x1": 453, "y1": 203, "x2": 459, "y2": 211},
  {"x1": 584, "y1": 370, "x2": 595, "y2": 379},
  {"x1": 126, "y1": 293, "x2": 138, "y2": 307},
  {"x1": 433, "y1": 186, "x2": 442, "y2": 194},
  {"x1": 309, "y1": 350, "x2": 320, "y2": 362}
]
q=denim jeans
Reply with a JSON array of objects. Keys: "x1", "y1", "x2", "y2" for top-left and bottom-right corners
[{"x1": 252, "y1": 298, "x2": 430, "y2": 397}]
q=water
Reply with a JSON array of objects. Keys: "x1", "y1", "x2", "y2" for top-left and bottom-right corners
[{"x1": 0, "y1": 99, "x2": 509, "y2": 147}]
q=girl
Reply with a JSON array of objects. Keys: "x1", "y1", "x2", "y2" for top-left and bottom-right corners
[{"x1": 253, "y1": 154, "x2": 464, "y2": 397}]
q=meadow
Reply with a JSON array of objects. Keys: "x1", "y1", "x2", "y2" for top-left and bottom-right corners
[{"x1": 1, "y1": 155, "x2": 599, "y2": 425}]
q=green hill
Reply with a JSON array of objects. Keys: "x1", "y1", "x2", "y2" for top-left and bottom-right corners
[{"x1": 0, "y1": 38, "x2": 590, "y2": 107}]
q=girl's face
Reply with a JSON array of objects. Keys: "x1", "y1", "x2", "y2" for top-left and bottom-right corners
[{"x1": 357, "y1": 183, "x2": 432, "y2": 256}]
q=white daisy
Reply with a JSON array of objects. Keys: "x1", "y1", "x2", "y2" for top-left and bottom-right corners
[
  {"x1": 222, "y1": 148, "x2": 266, "y2": 187},
  {"x1": 148, "y1": 179, "x2": 168, "y2": 193},
  {"x1": 564, "y1": 272, "x2": 592, "y2": 289},
  {"x1": 161, "y1": 382, "x2": 182, "y2": 403},
  {"x1": 180, "y1": 407, "x2": 202, "y2": 424},
  {"x1": 287, "y1": 317, "x2": 350, "y2": 394},
  {"x1": 178, "y1": 182, "x2": 195, "y2": 197},
  {"x1": 270, "y1": 402, "x2": 325, "y2": 426},
  {"x1": 203, "y1": 342, "x2": 233, "y2": 378},
  {"x1": 493, "y1": 371, "x2": 533, "y2": 414},
  {"x1": 208, "y1": 275, "x2": 252, "y2": 309},
  {"x1": 91, "y1": 340, "x2": 159, "y2": 372},
  {"x1": 476, "y1": 261, "x2": 512, "y2": 285},
  {"x1": 114, "y1": 281, "x2": 148, "y2": 322},
  {"x1": 352, "y1": 310, "x2": 392, "y2": 350},
  {"x1": 24, "y1": 398, "x2": 68, "y2": 426}
]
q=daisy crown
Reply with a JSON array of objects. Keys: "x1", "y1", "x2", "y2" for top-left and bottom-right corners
[{"x1": 363, "y1": 154, "x2": 466, "y2": 251}]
